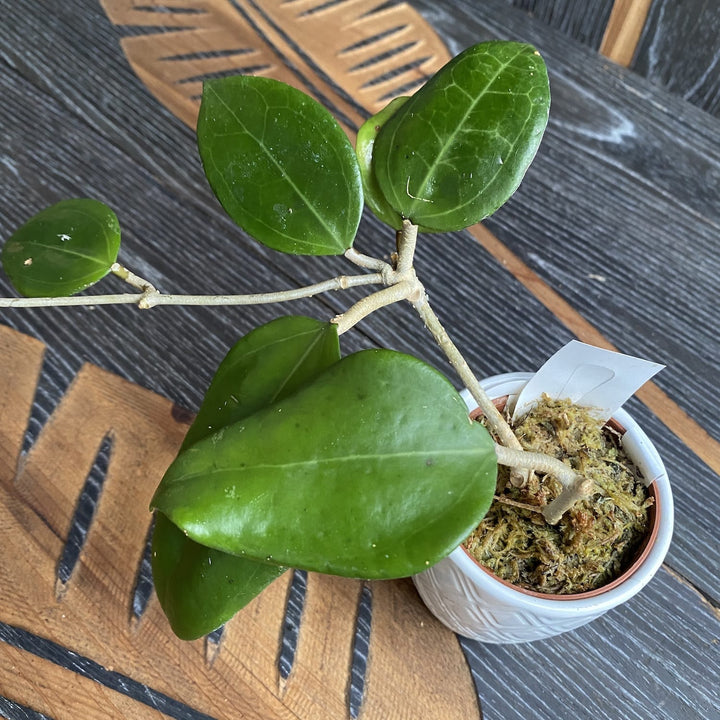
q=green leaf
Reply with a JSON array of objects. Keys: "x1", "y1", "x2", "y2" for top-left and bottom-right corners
[
  {"x1": 152, "y1": 349, "x2": 497, "y2": 579},
  {"x1": 151, "y1": 512, "x2": 286, "y2": 640},
  {"x1": 181, "y1": 315, "x2": 340, "y2": 450},
  {"x1": 356, "y1": 96, "x2": 409, "y2": 230},
  {"x1": 152, "y1": 315, "x2": 340, "y2": 639},
  {"x1": 1, "y1": 199, "x2": 120, "y2": 297},
  {"x1": 373, "y1": 41, "x2": 550, "y2": 232},
  {"x1": 197, "y1": 76, "x2": 363, "y2": 255}
]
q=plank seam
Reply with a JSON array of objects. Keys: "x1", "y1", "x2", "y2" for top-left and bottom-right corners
[{"x1": 664, "y1": 566, "x2": 720, "y2": 622}]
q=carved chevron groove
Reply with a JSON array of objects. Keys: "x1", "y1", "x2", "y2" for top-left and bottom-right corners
[{"x1": 100, "y1": 0, "x2": 451, "y2": 129}]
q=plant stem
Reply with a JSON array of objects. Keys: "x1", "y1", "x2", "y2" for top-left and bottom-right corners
[
  {"x1": 411, "y1": 291, "x2": 522, "y2": 452},
  {"x1": 111, "y1": 262, "x2": 157, "y2": 294},
  {"x1": 493, "y1": 443, "x2": 595, "y2": 524},
  {"x1": 2, "y1": 220, "x2": 589, "y2": 522},
  {"x1": 144, "y1": 273, "x2": 385, "y2": 308},
  {"x1": 542, "y1": 477, "x2": 595, "y2": 525},
  {"x1": 396, "y1": 220, "x2": 418, "y2": 275},
  {"x1": 494, "y1": 444, "x2": 576, "y2": 487},
  {"x1": 345, "y1": 247, "x2": 390, "y2": 272},
  {"x1": 415, "y1": 280, "x2": 590, "y2": 519},
  {"x1": 0, "y1": 273, "x2": 385, "y2": 310},
  {"x1": 0, "y1": 293, "x2": 144, "y2": 308},
  {"x1": 332, "y1": 280, "x2": 419, "y2": 335}
]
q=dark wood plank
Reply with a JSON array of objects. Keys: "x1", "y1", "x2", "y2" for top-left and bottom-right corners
[
  {"x1": 460, "y1": 568, "x2": 720, "y2": 720},
  {"x1": 633, "y1": 0, "x2": 720, "y2": 116},
  {"x1": 509, "y1": 0, "x2": 615, "y2": 49}
]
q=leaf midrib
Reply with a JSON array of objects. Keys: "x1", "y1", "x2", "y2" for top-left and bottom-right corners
[
  {"x1": 390, "y1": 46, "x2": 527, "y2": 216},
  {"x1": 170, "y1": 447, "x2": 484, "y2": 487},
  {"x1": 23, "y1": 240, "x2": 111, "y2": 266},
  {"x1": 207, "y1": 83, "x2": 346, "y2": 252}
]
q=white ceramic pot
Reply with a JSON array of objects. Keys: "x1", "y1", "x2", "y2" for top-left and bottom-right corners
[{"x1": 413, "y1": 372, "x2": 674, "y2": 644}]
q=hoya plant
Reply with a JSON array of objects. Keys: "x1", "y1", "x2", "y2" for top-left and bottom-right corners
[{"x1": 1, "y1": 42, "x2": 588, "y2": 640}]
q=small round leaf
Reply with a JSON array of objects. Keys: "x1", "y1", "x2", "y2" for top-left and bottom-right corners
[
  {"x1": 356, "y1": 96, "x2": 409, "y2": 230},
  {"x1": 2, "y1": 199, "x2": 121, "y2": 297}
]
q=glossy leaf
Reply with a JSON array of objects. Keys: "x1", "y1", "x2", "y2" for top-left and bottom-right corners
[
  {"x1": 152, "y1": 512, "x2": 286, "y2": 640},
  {"x1": 1, "y1": 198, "x2": 120, "y2": 297},
  {"x1": 181, "y1": 315, "x2": 340, "y2": 450},
  {"x1": 153, "y1": 349, "x2": 497, "y2": 579},
  {"x1": 356, "y1": 96, "x2": 408, "y2": 230},
  {"x1": 197, "y1": 76, "x2": 363, "y2": 255},
  {"x1": 152, "y1": 315, "x2": 340, "y2": 639},
  {"x1": 373, "y1": 41, "x2": 550, "y2": 231}
]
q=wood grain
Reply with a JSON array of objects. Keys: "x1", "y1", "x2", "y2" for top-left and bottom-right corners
[
  {"x1": 1, "y1": 1, "x2": 719, "y2": 718},
  {"x1": 467, "y1": 224, "x2": 720, "y2": 477},
  {"x1": 0, "y1": 326, "x2": 45, "y2": 483},
  {"x1": 511, "y1": 0, "x2": 615, "y2": 50},
  {"x1": 599, "y1": 0, "x2": 653, "y2": 66},
  {"x1": 460, "y1": 568, "x2": 720, "y2": 720},
  {"x1": 632, "y1": 0, "x2": 720, "y2": 116},
  {"x1": 0, "y1": 642, "x2": 168, "y2": 720},
  {"x1": 100, "y1": 0, "x2": 451, "y2": 130}
]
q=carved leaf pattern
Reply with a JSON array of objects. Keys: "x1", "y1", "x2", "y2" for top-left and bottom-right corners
[{"x1": 100, "y1": 0, "x2": 451, "y2": 129}]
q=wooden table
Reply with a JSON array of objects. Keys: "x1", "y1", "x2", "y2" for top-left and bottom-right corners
[{"x1": 1, "y1": 1, "x2": 718, "y2": 718}]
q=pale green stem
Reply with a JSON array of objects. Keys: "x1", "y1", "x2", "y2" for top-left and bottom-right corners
[
  {"x1": 411, "y1": 291, "x2": 522, "y2": 452},
  {"x1": 345, "y1": 247, "x2": 390, "y2": 273},
  {"x1": 396, "y1": 220, "x2": 418, "y2": 275},
  {"x1": 494, "y1": 444, "x2": 577, "y2": 487},
  {"x1": 0, "y1": 273, "x2": 385, "y2": 309},
  {"x1": 0, "y1": 293, "x2": 147, "y2": 308},
  {"x1": 332, "y1": 280, "x2": 420, "y2": 335},
  {"x1": 542, "y1": 478, "x2": 595, "y2": 525},
  {"x1": 111, "y1": 262, "x2": 157, "y2": 293},
  {"x1": 494, "y1": 444, "x2": 595, "y2": 524}
]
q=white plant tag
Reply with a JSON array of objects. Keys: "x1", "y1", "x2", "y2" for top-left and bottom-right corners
[{"x1": 512, "y1": 341, "x2": 664, "y2": 422}]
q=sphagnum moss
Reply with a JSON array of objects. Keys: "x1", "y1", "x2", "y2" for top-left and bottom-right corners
[{"x1": 465, "y1": 396, "x2": 653, "y2": 594}]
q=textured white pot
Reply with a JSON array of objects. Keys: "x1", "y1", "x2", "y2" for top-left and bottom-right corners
[{"x1": 413, "y1": 372, "x2": 674, "y2": 644}]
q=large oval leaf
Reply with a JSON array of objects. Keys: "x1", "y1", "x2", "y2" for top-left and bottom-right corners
[
  {"x1": 197, "y1": 76, "x2": 363, "y2": 255},
  {"x1": 1, "y1": 198, "x2": 120, "y2": 297},
  {"x1": 153, "y1": 316, "x2": 340, "y2": 639},
  {"x1": 152, "y1": 350, "x2": 497, "y2": 579},
  {"x1": 373, "y1": 41, "x2": 550, "y2": 232}
]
